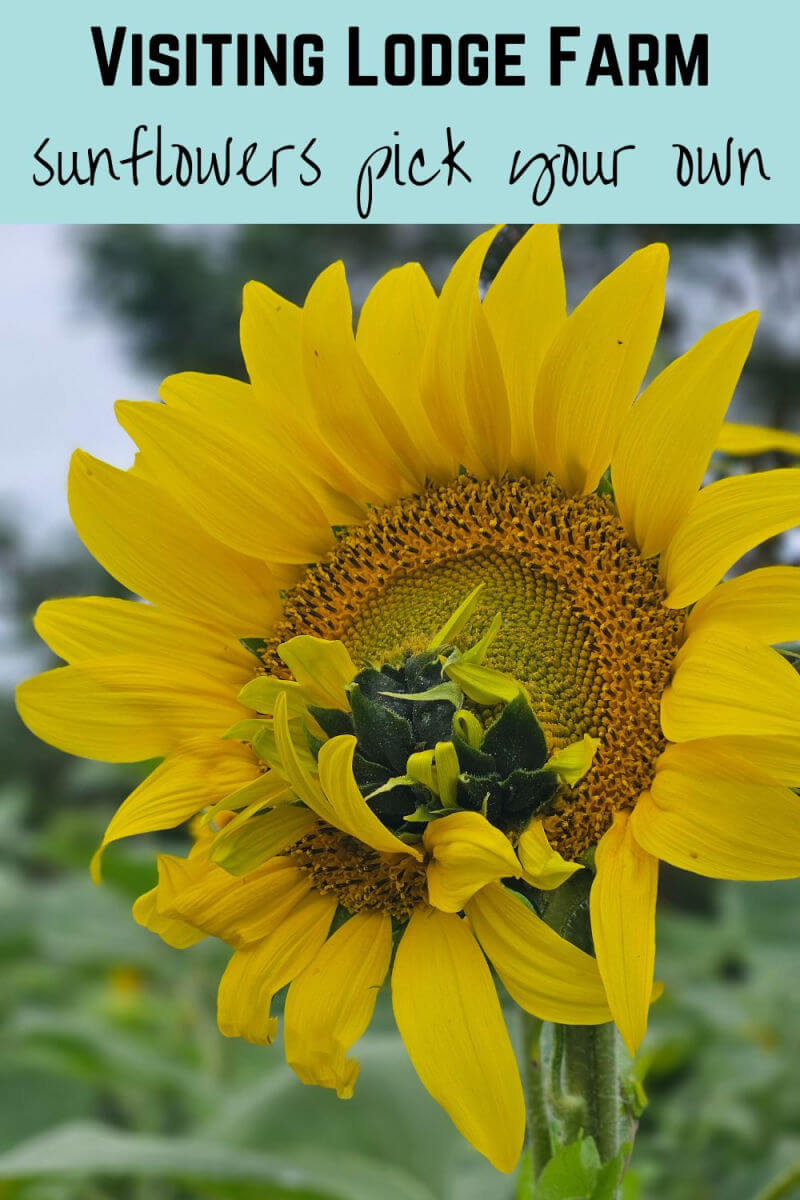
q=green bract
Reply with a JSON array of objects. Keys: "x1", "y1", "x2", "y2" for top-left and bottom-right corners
[{"x1": 308, "y1": 648, "x2": 560, "y2": 835}]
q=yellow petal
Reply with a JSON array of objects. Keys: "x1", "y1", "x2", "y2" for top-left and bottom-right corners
[
  {"x1": 661, "y1": 630, "x2": 800, "y2": 741},
  {"x1": 535, "y1": 244, "x2": 668, "y2": 494},
  {"x1": 421, "y1": 225, "x2": 510, "y2": 477},
  {"x1": 461, "y1": 612, "x2": 502, "y2": 665},
  {"x1": 278, "y1": 636, "x2": 356, "y2": 710},
  {"x1": 302, "y1": 262, "x2": 420, "y2": 499},
  {"x1": 239, "y1": 285, "x2": 314, "y2": 447},
  {"x1": 674, "y1": 735, "x2": 800, "y2": 787},
  {"x1": 316, "y1": 734, "x2": 422, "y2": 859},
  {"x1": 391, "y1": 906, "x2": 525, "y2": 1173},
  {"x1": 68, "y1": 451, "x2": 279, "y2": 635},
  {"x1": 483, "y1": 225, "x2": 566, "y2": 476},
  {"x1": 427, "y1": 583, "x2": 486, "y2": 650},
  {"x1": 632, "y1": 741, "x2": 800, "y2": 880},
  {"x1": 241, "y1": 279, "x2": 375, "y2": 504},
  {"x1": 517, "y1": 822, "x2": 581, "y2": 890},
  {"x1": 157, "y1": 853, "x2": 313, "y2": 947},
  {"x1": 90, "y1": 737, "x2": 258, "y2": 881},
  {"x1": 434, "y1": 742, "x2": 460, "y2": 809},
  {"x1": 272, "y1": 690, "x2": 329, "y2": 807},
  {"x1": 133, "y1": 886, "x2": 206, "y2": 949},
  {"x1": 161, "y1": 370, "x2": 364, "y2": 528},
  {"x1": 115, "y1": 400, "x2": 333, "y2": 565},
  {"x1": 237, "y1": 676, "x2": 308, "y2": 718},
  {"x1": 424, "y1": 812, "x2": 522, "y2": 912},
  {"x1": 199, "y1": 770, "x2": 293, "y2": 837},
  {"x1": 715, "y1": 421, "x2": 800, "y2": 457},
  {"x1": 612, "y1": 312, "x2": 758, "y2": 558},
  {"x1": 686, "y1": 565, "x2": 800, "y2": 644},
  {"x1": 545, "y1": 734, "x2": 601, "y2": 786},
  {"x1": 210, "y1": 805, "x2": 318, "y2": 875},
  {"x1": 217, "y1": 888, "x2": 336, "y2": 1045},
  {"x1": 202, "y1": 770, "x2": 295, "y2": 829},
  {"x1": 662, "y1": 469, "x2": 800, "y2": 608},
  {"x1": 284, "y1": 910, "x2": 392, "y2": 1098},
  {"x1": 16, "y1": 658, "x2": 243, "y2": 764},
  {"x1": 443, "y1": 661, "x2": 520, "y2": 705},
  {"x1": 34, "y1": 596, "x2": 252, "y2": 686},
  {"x1": 160, "y1": 370, "x2": 253, "y2": 423},
  {"x1": 590, "y1": 812, "x2": 658, "y2": 1055},
  {"x1": 256, "y1": 716, "x2": 317, "y2": 779},
  {"x1": 466, "y1": 881, "x2": 611, "y2": 1024},
  {"x1": 406, "y1": 748, "x2": 437, "y2": 793},
  {"x1": 356, "y1": 263, "x2": 453, "y2": 482}
]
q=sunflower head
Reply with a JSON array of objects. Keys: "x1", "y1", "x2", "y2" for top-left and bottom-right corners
[{"x1": 15, "y1": 224, "x2": 800, "y2": 1174}]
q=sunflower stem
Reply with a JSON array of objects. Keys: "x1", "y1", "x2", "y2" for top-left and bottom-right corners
[
  {"x1": 518, "y1": 1013, "x2": 554, "y2": 1196},
  {"x1": 592, "y1": 1020, "x2": 622, "y2": 1164},
  {"x1": 525, "y1": 872, "x2": 630, "y2": 1198}
]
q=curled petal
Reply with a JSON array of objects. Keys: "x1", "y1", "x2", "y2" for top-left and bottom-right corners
[
  {"x1": 424, "y1": 811, "x2": 522, "y2": 912},
  {"x1": 285, "y1": 910, "x2": 392, "y2": 1098}
]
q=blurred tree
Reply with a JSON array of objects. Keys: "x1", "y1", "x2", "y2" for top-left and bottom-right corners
[
  {"x1": 78, "y1": 224, "x2": 800, "y2": 441},
  {"x1": 77, "y1": 224, "x2": 471, "y2": 380}
]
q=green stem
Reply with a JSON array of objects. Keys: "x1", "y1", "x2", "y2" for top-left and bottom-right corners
[
  {"x1": 520, "y1": 1015, "x2": 554, "y2": 1188},
  {"x1": 562, "y1": 1025, "x2": 594, "y2": 1142},
  {"x1": 753, "y1": 1165, "x2": 800, "y2": 1200},
  {"x1": 592, "y1": 1021, "x2": 621, "y2": 1164},
  {"x1": 529, "y1": 871, "x2": 629, "y2": 1196}
]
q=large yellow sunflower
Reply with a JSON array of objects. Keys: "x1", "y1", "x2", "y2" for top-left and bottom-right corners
[{"x1": 16, "y1": 225, "x2": 800, "y2": 1173}]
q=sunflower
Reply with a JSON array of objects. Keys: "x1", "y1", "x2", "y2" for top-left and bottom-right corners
[{"x1": 16, "y1": 225, "x2": 800, "y2": 1173}]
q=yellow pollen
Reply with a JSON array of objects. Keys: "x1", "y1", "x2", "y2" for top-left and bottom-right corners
[{"x1": 264, "y1": 476, "x2": 685, "y2": 876}]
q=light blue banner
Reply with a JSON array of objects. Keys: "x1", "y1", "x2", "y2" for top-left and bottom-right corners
[{"x1": 1, "y1": 0, "x2": 795, "y2": 222}]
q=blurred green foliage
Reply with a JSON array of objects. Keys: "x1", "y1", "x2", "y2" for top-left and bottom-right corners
[
  {"x1": 2, "y1": 802, "x2": 800, "y2": 1199},
  {"x1": 2, "y1": 224, "x2": 800, "y2": 1198}
]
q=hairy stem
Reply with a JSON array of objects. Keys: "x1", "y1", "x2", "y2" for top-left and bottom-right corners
[
  {"x1": 525, "y1": 870, "x2": 630, "y2": 1197},
  {"x1": 517, "y1": 1014, "x2": 554, "y2": 1197}
]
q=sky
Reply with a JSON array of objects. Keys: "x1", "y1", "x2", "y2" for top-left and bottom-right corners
[{"x1": 1, "y1": 225, "x2": 157, "y2": 553}]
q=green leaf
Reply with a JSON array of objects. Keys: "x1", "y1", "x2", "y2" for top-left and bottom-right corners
[
  {"x1": 481, "y1": 692, "x2": 548, "y2": 775},
  {"x1": 240, "y1": 637, "x2": 269, "y2": 660},
  {"x1": 501, "y1": 768, "x2": 559, "y2": 823},
  {"x1": 534, "y1": 1137, "x2": 602, "y2": 1200},
  {"x1": 380, "y1": 682, "x2": 462, "y2": 707},
  {"x1": 591, "y1": 1149, "x2": 628, "y2": 1200},
  {"x1": 224, "y1": 719, "x2": 270, "y2": 742},
  {"x1": 351, "y1": 753, "x2": 392, "y2": 793},
  {"x1": 0, "y1": 1122, "x2": 440, "y2": 1200},
  {"x1": 349, "y1": 684, "x2": 414, "y2": 774},
  {"x1": 456, "y1": 773, "x2": 500, "y2": 814},
  {"x1": 452, "y1": 732, "x2": 495, "y2": 776},
  {"x1": 306, "y1": 706, "x2": 354, "y2": 740}
]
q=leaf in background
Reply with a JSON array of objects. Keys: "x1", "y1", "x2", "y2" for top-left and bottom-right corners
[
  {"x1": 533, "y1": 1138, "x2": 602, "y2": 1200},
  {"x1": 201, "y1": 1030, "x2": 508, "y2": 1200},
  {"x1": 0, "y1": 1122, "x2": 440, "y2": 1200}
]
